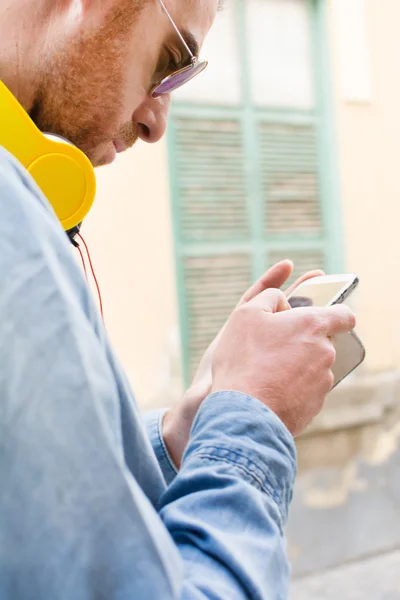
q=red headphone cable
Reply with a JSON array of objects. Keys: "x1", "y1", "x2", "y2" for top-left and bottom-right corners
[{"x1": 76, "y1": 233, "x2": 104, "y2": 321}]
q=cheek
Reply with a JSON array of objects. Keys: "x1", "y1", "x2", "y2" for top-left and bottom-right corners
[
  {"x1": 117, "y1": 65, "x2": 148, "y2": 124},
  {"x1": 116, "y1": 11, "x2": 164, "y2": 121}
]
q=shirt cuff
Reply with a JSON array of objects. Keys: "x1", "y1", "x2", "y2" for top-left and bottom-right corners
[
  {"x1": 183, "y1": 391, "x2": 297, "y2": 523},
  {"x1": 143, "y1": 408, "x2": 178, "y2": 486}
]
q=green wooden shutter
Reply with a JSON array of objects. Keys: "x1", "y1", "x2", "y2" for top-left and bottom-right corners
[
  {"x1": 169, "y1": 112, "x2": 326, "y2": 383},
  {"x1": 170, "y1": 116, "x2": 253, "y2": 381},
  {"x1": 183, "y1": 254, "x2": 252, "y2": 378},
  {"x1": 260, "y1": 122, "x2": 322, "y2": 236},
  {"x1": 174, "y1": 118, "x2": 250, "y2": 243},
  {"x1": 260, "y1": 120, "x2": 326, "y2": 285}
]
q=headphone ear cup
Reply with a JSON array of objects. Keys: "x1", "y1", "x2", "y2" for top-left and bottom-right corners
[
  {"x1": 0, "y1": 81, "x2": 96, "y2": 231},
  {"x1": 28, "y1": 147, "x2": 95, "y2": 231}
]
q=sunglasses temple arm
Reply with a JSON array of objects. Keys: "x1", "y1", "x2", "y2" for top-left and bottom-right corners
[{"x1": 157, "y1": 0, "x2": 194, "y2": 58}]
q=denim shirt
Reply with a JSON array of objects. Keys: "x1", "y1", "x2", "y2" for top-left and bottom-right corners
[{"x1": 0, "y1": 147, "x2": 297, "y2": 600}]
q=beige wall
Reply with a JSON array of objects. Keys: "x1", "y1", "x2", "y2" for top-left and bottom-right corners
[
  {"x1": 328, "y1": 0, "x2": 400, "y2": 373},
  {"x1": 83, "y1": 140, "x2": 182, "y2": 409}
]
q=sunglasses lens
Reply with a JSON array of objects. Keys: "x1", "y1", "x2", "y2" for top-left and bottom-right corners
[{"x1": 152, "y1": 60, "x2": 208, "y2": 97}]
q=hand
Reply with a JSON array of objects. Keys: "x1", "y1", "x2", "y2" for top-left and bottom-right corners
[
  {"x1": 185, "y1": 262, "x2": 324, "y2": 405},
  {"x1": 163, "y1": 261, "x2": 324, "y2": 467},
  {"x1": 212, "y1": 288, "x2": 356, "y2": 437}
]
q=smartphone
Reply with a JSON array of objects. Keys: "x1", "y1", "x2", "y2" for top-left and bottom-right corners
[
  {"x1": 331, "y1": 330, "x2": 366, "y2": 388},
  {"x1": 287, "y1": 274, "x2": 365, "y2": 389},
  {"x1": 287, "y1": 274, "x2": 359, "y2": 309}
]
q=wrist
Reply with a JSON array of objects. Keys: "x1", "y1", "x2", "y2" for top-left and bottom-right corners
[
  {"x1": 161, "y1": 408, "x2": 185, "y2": 470},
  {"x1": 162, "y1": 391, "x2": 205, "y2": 469}
]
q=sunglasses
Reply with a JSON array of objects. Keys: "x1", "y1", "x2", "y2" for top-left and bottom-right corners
[{"x1": 152, "y1": 0, "x2": 208, "y2": 98}]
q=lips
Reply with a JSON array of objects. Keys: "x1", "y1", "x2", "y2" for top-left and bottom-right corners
[{"x1": 113, "y1": 139, "x2": 126, "y2": 153}]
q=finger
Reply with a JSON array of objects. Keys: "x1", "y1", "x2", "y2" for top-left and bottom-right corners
[
  {"x1": 238, "y1": 260, "x2": 293, "y2": 307},
  {"x1": 308, "y1": 305, "x2": 357, "y2": 337},
  {"x1": 325, "y1": 305, "x2": 356, "y2": 336},
  {"x1": 248, "y1": 287, "x2": 292, "y2": 314},
  {"x1": 285, "y1": 269, "x2": 325, "y2": 297}
]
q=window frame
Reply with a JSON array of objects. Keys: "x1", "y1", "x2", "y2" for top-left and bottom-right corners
[{"x1": 167, "y1": 0, "x2": 343, "y2": 386}]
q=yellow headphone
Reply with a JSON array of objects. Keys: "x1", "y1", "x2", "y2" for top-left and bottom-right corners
[{"x1": 0, "y1": 80, "x2": 96, "y2": 231}]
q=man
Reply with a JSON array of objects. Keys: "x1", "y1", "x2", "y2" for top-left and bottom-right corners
[{"x1": 0, "y1": 0, "x2": 355, "y2": 598}]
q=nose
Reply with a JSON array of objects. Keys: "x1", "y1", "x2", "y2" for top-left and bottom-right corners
[{"x1": 133, "y1": 94, "x2": 172, "y2": 143}]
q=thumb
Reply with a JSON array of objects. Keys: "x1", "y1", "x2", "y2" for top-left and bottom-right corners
[
  {"x1": 248, "y1": 287, "x2": 291, "y2": 314},
  {"x1": 238, "y1": 260, "x2": 293, "y2": 307}
]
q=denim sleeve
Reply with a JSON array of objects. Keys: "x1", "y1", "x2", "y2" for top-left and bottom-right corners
[
  {"x1": 144, "y1": 408, "x2": 178, "y2": 485},
  {"x1": 144, "y1": 394, "x2": 296, "y2": 598},
  {"x1": 144, "y1": 397, "x2": 296, "y2": 598},
  {"x1": 163, "y1": 391, "x2": 297, "y2": 600}
]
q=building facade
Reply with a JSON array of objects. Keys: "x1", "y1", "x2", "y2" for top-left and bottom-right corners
[{"x1": 84, "y1": 0, "x2": 400, "y2": 576}]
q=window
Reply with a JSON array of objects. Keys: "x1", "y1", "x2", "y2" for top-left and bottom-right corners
[{"x1": 168, "y1": 0, "x2": 342, "y2": 384}]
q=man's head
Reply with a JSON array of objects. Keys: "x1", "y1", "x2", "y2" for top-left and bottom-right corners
[{"x1": 0, "y1": 0, "x2": 218, "y2": 166}]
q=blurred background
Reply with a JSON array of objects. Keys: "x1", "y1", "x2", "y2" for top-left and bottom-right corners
[{"x1": 84, "y1": 0, "x2": 400, "y2": 596}]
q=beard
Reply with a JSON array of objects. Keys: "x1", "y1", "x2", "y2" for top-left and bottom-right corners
[{"x1": 29, "y1": 0, "x2": 141, "y2": 167}]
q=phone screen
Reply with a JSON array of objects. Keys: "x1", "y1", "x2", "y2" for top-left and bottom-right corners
[{"x1": 288, "y1": 279, "x2": 353, "y2": 308}]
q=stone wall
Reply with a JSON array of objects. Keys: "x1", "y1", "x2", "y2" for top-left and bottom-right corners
[{"x1": 287, "y1": 370, "x2": 400, "y2": 576}]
